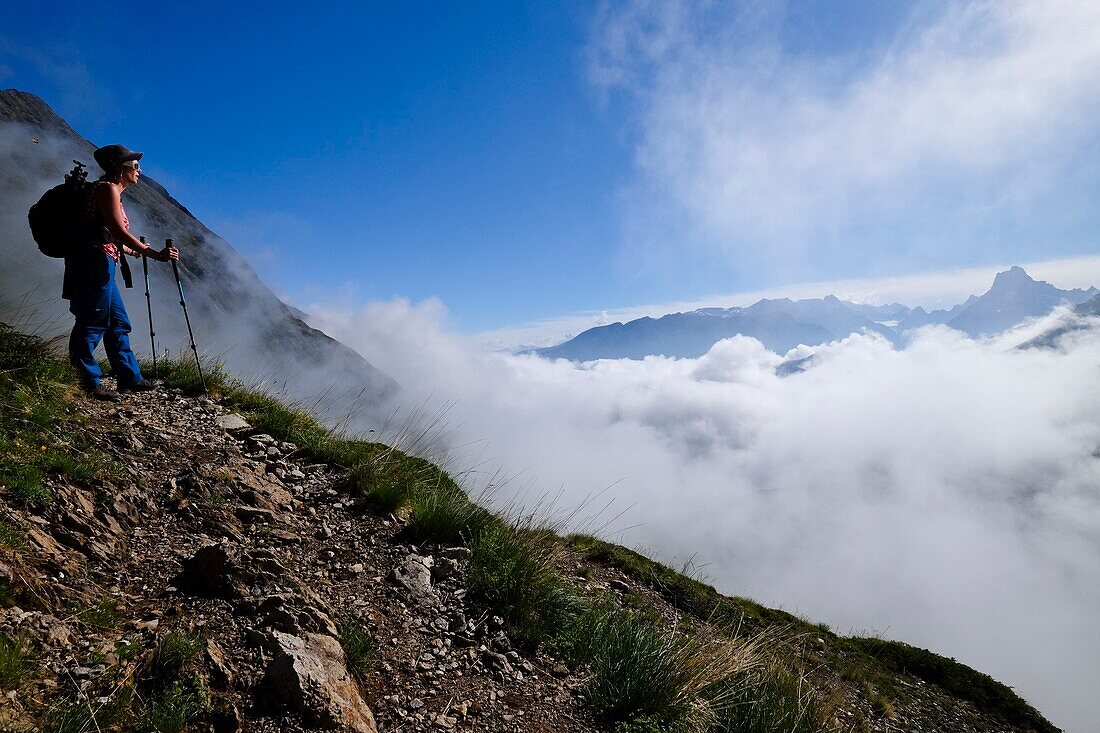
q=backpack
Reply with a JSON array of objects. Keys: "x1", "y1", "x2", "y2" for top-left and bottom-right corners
[{"x1": 28, "y1": 160, "x2": 92, "y2": 258}]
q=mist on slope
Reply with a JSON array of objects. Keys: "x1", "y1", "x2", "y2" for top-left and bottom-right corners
[{"x1": 309, "y1": 298, "x2": 1100, "y2": 732}]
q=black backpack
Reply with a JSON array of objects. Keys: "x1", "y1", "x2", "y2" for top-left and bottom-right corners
[{"x1": 28, "y1": 160, "x2": 92, "y2": 258}]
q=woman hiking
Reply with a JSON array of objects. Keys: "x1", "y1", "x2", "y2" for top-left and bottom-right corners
[{"x1": 64, "y1": 144, "x2": 179, "y2": 400}]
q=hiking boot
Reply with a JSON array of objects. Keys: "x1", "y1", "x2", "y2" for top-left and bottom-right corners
[
  {"x1": 87, "y1": 384, "x2": 121, "y2": 401},
  {"x1": 118, "y1": 379, "x2": 159, "y2": 393}
]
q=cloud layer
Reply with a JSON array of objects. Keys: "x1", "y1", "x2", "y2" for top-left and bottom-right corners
[
  {"x1": 310, "y1": 297, "x2": 1100, "y2": 731},
  {"x1": 588, "y1": 0, "x2": 1100, "y2": 279}
]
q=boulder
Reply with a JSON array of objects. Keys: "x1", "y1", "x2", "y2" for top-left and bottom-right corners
[
  {"x1": 236, "y1": 472, "x2": 294, "y2": 510},
  {"x1": 176, "y1": 544, "x2": 239, "y2": 597},
  {"x1": 389, "y1": 554, "x2": 438, "y2": 608},
  {"x1": 263, "y1": 631, "x2": 377, "y2": 732},
  {"x1": 216, "y1": 414, "x2": 252, "y2": 432},
  {"x1": 204, "y1": 639, "x2": 235, "y2": 688}
]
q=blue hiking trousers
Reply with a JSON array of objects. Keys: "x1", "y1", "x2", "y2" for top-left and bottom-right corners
[{"x1": 66, "y1": 254, "x2": 144, "y2": 389}]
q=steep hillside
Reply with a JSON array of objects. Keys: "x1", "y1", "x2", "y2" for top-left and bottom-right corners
[
  {"x1": 0, "y1": 89, "x2": 397, "y2": 425},
  {"x1": 0, "y1": 323, "x2": 1059, "y2": 733}
]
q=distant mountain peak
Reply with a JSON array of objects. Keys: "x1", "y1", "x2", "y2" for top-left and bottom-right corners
[
  {"x1": 991, "y1": 265, "x2": 1036, "y2": 288},
  {"x1": 948, "y1": 266, "x2": 1096, "y2": 337}
]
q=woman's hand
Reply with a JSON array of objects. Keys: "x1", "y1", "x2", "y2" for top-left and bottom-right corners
[{"x1": 157, "y1": 246, "x2": 180, "y2": 262}]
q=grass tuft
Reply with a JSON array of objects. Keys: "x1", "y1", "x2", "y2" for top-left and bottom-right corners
[
  {"x1": 468, "y1": 522, "x2": 577, "y2": 645},
  {"x1": 350, "y1": 464, "x2": 414, "y2": 514},
  {"x1": 709, "y1": 663, "x2": 839, "y2": 733},
  {"x1": 0, "y1": 634, "x2": 33, "y2": 688},
  {"x1": 135, "y1": 678, "x2": 208, "y2": 733},
  {"x1": 407, "y1": 486, "x2": 496, "y2": 545},
  {"x1": 564, "y1": 606, "x2": 698, "y2": 726},
  {"x1": 339, "y1": 621, "x2": 376, "y2": 683},
  {"x1": 0, "y1": 324, "x2": 117, "y2": 507},
  {"x1": 562, "y1": 606, "x2": 773, "y2": 731},
  {"x1": 0, "y1": 516, "x2": 25, "y2": 550},
  {"x1": 152, "y1": 631, "x2": 205, "y2": 683},
  {"x1": 146, "y1": 356, "x2": 230, "y2": 397},
  {"x1": 43, "y1": 687, "x2": 135, "y2": 733},
  {"x1": 73, "y1": 597, "x2": 123, "y2": 632},
  {"x1": 1, "y1": 462, "x2": 52, "y2": 506}
]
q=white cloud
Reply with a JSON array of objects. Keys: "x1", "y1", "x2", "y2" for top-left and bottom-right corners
[
  {"x1": 309, "y1": 296, "x2": 1100, "y2": 732},
  {"x1": 588, "y1": 0, "x2": 1100, "y2": 277}
]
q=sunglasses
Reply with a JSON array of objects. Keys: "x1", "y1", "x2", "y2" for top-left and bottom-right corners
[{"x1": 122, "y1": 160, "x2": 141, "y2": 171}]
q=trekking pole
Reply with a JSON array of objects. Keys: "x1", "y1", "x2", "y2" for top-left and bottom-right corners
[
  {"x1": 169, "y1": 238, "x2": 207, "y2": 393},
  {"x1": 139, "y1": 236, "x2": 158, "y2": 379}
]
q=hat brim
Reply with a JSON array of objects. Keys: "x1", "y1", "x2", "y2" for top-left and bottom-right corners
[{"x1": 125, "y1": 151, "x2": 143, "y2": 162}]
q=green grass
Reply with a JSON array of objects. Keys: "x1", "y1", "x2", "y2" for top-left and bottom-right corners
[
  {"x1": 339, "y1": 621, "x2": 377, "y2": 683},
  {"x1": 135, "y1": 679, "x2": 209, "y2": 733},
  {"x1": 568, "y1": 534, "x2": 811, "y2": 634},
  {"x1": 559, "y1": 605, "x2": 798, "y2": 733},
  {"x1": 0, "y1": 324, "x2": 117, "y2": 508},
  {"x1": 72, "y1": 597, "x2": 123, "y2": 632},
  {"x1": 43, "y1": 687, "x2": 135, "y2": 733},
  {"x1": 0, "y1": 516, "x2": 25, "y2": 550},
  {"x1": 345, "y1": 462, "x2": 414, "y2": 513},
  {"x1": 0, "y1": 634, "x2": 33, "y2": 688},
  {"x1": 844, "y1": 637, "x2": 1056, "y2": 732},
  {"x1": 152, "y1": 631, "x2": 205, "y2": 684},
  {"x1": 467, "y1": 522, "x2": 578, "y2": 646},
  {"x1": 709, "y1": 665, "x2": 840, "y2": 733},
  {"x1": 0, "y1": 461, "x2": 51, "y2": 506},
  {"x1": 145, "y1": 355, "x2": 230, "y2": 397},
  {"x1": 407, "y1": 485, "x2": 497, "y2": 545},
  {"x1": 562, "y1": 606, "x2": 699, "y2": 726}
]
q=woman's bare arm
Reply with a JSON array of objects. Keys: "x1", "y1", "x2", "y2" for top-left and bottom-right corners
[
  {"x1": 94, "y1": 183, "x2": 150, "y2": 255},
  {"x1": 92, "y1": 183, "x2": 177, "y2": 261}
]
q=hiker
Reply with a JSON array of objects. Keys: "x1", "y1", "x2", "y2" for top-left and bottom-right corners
[{"x1": 64, "y1": 144, "x2": 179, "y2": 400}]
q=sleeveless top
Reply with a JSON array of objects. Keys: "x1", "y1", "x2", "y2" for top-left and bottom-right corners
[
  {"x1": 62, "y1": 181, "x2": 133, "y2": 299},
  {"x1": 84, "y1": 180, "x2": 127, "y2": 261}
]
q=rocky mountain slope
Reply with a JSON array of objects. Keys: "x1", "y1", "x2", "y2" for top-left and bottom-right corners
[
  {"x1": 0, "y1": 323, "x2": 1060, "y2": 732},
  {"x1": 0, "y1": 89, "x2": 397, "y2": 425}
]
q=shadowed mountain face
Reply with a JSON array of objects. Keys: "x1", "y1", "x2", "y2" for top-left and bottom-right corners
[
  {"x1": 1017, "y1": 292, "x2": 1100, "y2": 350},
  {"x1": 896, "y1": 295, "x2": 979, "y2": 332},
  {"x1": 536, "y1": 309, "x2": 834, "y2": 360},
  {"x1": 946, "y1": 266, "x2": 1097, "y2": 337},
  {"x1": 0, "y1": 89, "x2": 397, "y2": 423},
  {"x1": 537, "y1": 296, "x2": 897, "y2": 361}
]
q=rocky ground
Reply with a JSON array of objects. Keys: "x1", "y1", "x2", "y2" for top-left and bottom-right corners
[
  {"x1": 0, "y1": 383, "x2": 1059, "y2": 732},
  {"x1": 1, "y1": 385, "x2": 600, "y2": 732}
]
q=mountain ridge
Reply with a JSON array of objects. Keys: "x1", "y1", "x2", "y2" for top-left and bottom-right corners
[{"x1": 537, "y1": 267, "x2": 1097, "y2": 362}]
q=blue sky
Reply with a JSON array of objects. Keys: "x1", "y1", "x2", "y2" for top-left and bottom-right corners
[{"x1": 3, "y1": 1, "x2": 1098, "y2": 333}]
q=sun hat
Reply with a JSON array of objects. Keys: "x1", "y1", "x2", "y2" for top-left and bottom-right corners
[{"x1": 93, "y1": 144, "x2": 143, "y2": 171}]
